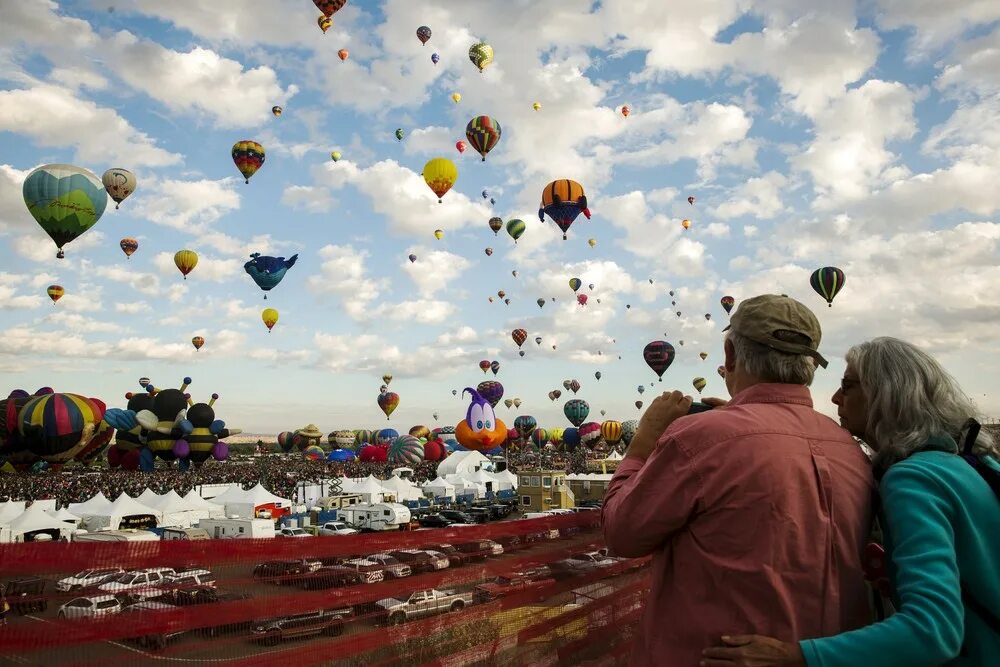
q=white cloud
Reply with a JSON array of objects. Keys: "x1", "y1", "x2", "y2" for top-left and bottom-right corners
[
  {"x1": 307, "y1": 244, "x2": 387, "y2": 320},
  {"x1": 936, "y1": 26, "x2": 1000, "y2": 96},
  {"x1": 281, "y1": 185, "x2": 335, "y2": 214},
  {"x1": 600, "y1": 191, "x2": 710, "y2": 273},
  {"x1": 873, "y1": 0, "x2": 1000, "y2": 53},
  {"x1": 152, "y1": 251, "x2": 242, "y2": 283},
  {"x1": 402, "y1": 247, "x2": 471, "y2": 297},
  {"x1": 129, "y1": 178, "x2": 241, "y2": 232},
  {"x1": 714, "y1": 172, "x2": 788, "y2": 220}
]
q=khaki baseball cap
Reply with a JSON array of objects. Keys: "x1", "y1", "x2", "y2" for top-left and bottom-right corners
[{"x1": 722, "y1": 294, "x2": 828, "y2": 368}]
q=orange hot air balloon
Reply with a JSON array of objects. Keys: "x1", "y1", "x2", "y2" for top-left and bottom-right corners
[
  {"x1": 681, "y1": 219, "x2": 691, "y2": 230},
  {"x1": 338, "y1": 49, "x2": 349, "y2": 61},
  {"x1": 120, "y1": 237, "x2": 138, "y2": 258},
  {"x1": 621, "y1": 105, "x2": 631, "y2": 117},
  {"x1": 191, "y1": 336, "x2": 205, "y2": 351},
  {"x1": 47, "y1": 285, "x2": 64, "y2": 304}
]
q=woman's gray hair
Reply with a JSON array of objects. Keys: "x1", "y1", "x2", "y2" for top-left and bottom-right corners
[
  {"x1": 727, "y1": 330, "x2": 817, "y2": 386},
  {"x1": 846, "y1": 336, "x2": 997, "y2": 469}
]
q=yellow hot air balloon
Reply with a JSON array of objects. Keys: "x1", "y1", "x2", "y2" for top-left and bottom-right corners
[
  {"x1": 434, "y1": 229, "x2": 444, "y2": 240},
  {"x1": 331, "y1": 151, "x2": 342, "y2": 162},
  {"x1": 468, "y1": 42, "x2": 494, "y2": 72},
  {"x1": 682, "y1": 219, "x2": 691, "y2": 230},
  {"x1": 588, "y1": 238, "x2": 597, "y2": 247},
  {"x1": 451, "y1": 92, "x2": 462, "y2": 104},
  {"x1": 174, "y1": 250, "x2": 198, "y2": 280},
  {"x1": 422, "y1": 158, "x2": 458, "y2": 203},
  {"x1": 46, "y1": 285, "x2": 64, "y2": 304},
  {"x1": 262, "y1": 308, "x2": 279, "y2": 332},
  {"x1": 693, "y1": 377, "x2": 707, "y2": 393},
  {"x1": 533, "y1": 102, "x2": 541, "y2": 111},
  {"x1": 318, "y1": 15, "x2": 332, "y2": 33}
]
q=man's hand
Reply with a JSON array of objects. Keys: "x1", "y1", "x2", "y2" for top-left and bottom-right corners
[
  {"x1": 626, "y1": 390, "x2": 692, "y2": 461},
  {"x1": 700, "y1": 635, "x2": 805, "y2": 667}
]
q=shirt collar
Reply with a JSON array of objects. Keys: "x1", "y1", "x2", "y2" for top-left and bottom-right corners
[{"x1": 726, "y1": 383, "x2": 815, "y2": 409}]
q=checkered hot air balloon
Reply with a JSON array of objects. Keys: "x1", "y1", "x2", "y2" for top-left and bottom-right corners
[
  {"x1": 388, "y1": 434, "x2": 425, "y2": 466},
  {"x1": 468, "y1": 42, "x2": 494, "y2": 72},
  {"x1": 465, "y1": 116, "x2": 502, "y2": 161}
]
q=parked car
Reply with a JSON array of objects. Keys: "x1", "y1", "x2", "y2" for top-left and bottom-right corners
[
  {"x1": 121, "y1": 601, "x2": 188, "y2": 650},
  {"x1": 318, "y1": 521, "x2": 358, "y2": 536},
  {"x1": 422, "y1": 543, "x2": 472, "y2": 567},
  {"x1": 550, "y1": 552, "x2": 621, "y2": 579},
  {"x1": 417, "y1": 514, "x2": 453, "y2": 528},
  {"x1": 454, "y1": 540, "x2": 504, "y2": 560},
  {"x1": 376, "y1": 589, "x2": 474, "y2": 626},
  {"x1": 252, "y1": 560, "x2": 322, "y2": 586},
  {"x1": 198, "y1": 590, "x2": 255, "y2": 637},
  {"x1": 465, "y1": 508, "x2": 492, "y2": 524},
  {"x1": 420, "y1": 549, "x2": 455, "y2": 570},
  {"x1": 56, "y1": 568, "x2": 124, "y2": 593},
  {"x1": 473, "y1": 569, "x2": 555, "y2": 603},
  {"x1": 166, "y1": 568, "x2": 216, "y2": 590},
  {"x1": 278, "y1": 526, "x2": 311, "y2": 538},
  {"x1": 98, "y1": 568, "x2": 174, "y2": 600},
  {"x1": 58, "y1": 594, "x2": 125, "y2": 619},
  {"x1": 388, "y1": 549, "x2": 448, "y2": 573},
  {"x1": 251, "y1": 608, "x2": 352, "y2": 646},
  {"x1": 339, "y1": 558, "x2": 386, "y2": 584},
  {"x1": 364, "y1": 554, "x2": 412, "y2": 579},
  {"x1": 297, "y1": 566, "x2": 364, "y2": 590},
  {"x1": 4, "y1": 577, "x2": 48, "y2": 614},
  {"x1": 439, "y1": 510, "x2": 475, "y2": 525}
]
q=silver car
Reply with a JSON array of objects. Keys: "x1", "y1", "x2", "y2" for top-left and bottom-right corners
[
  {"x1": 364, "y1": 554, "x2": 412, "y2": 579},
  {"x1": 58, "y1": 594, "x2": 125, "y2": 619}
]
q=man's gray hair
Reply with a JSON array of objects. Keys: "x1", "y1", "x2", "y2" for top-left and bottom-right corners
[
  {"x1": 847, "y1": 337, "x2": 996, "y2": 469},
  {"x1": 727, "y1": 330, "x2": 817, "y2": 386}
]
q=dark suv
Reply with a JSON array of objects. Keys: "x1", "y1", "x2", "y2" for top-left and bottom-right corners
[
  {"x1": 439, "y1": 510, "x2": 475, "y2": 524},
  {"x1": 252, "y1": 560, "x2": 320, "y2": 586},
  {"x1": 297, "y1": 566, "x2": 364, "y2": 590},
  {"x1": 251, "y1": 608, "x2": 352, "y2": 646}
]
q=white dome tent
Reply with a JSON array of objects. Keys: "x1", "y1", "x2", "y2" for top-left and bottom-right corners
[
  {"x1": 379, "y1": 475, "x2": 421, "y2": 503},
  {"x1": 79, "y1": 494, "x2": 162, "y2": 532},
  {"x1": 9, "y1": 503, "x2": 74, "y2": 542}
]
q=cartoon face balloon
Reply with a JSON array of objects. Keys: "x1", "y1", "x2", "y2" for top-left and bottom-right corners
[{"x1": 455, "y1": 387, "x2": 507, "y2": 451}]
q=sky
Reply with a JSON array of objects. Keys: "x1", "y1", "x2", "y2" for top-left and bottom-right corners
[{"x1": 1, "y1": 0, "x2": 999, "y2": 434}]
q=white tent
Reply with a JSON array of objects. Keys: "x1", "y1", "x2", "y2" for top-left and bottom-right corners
[
  {"x1": 604, "y1": 449, "x2": 624, "y2": 461},
  {"x1": 436, "y1": 450, "x2": 491, "y2": 478},
  {"x1": 422, "y1": 476, "x2": 456, "y2": 501},
  {"x1": 45, "y1": 507, "x2": 80, "y2": 525},
  {"x1": 380, "y1": 475, "x2": 421, "y2": 503},
  {"x1": 445, "y1": 474, "x2": 485, "y2": 499},
  {"x1": 209, "y1": 483, "x2": 289, "y2": 507},
  {"x1": 137, "y1": 488, "x2": 162, "y2": 505},
  {"x1": 336, "y1": 476, "x2": 362, "y2": 493},
  {"x1": 143, "y1": 490, "x2": 205, "y2": 528},
  {"x1": 68, "y1": 491, "x2": 113, "y2": 517},
  {"x1": 9, "y1": 503, "x2": 74, "y2": 542},
  {"x1": 183, "y1": 490, "x2": 226, "y2": 519},
  {"x1": 494, "y1": 468, "x2": 518, "y2": 489},
  {"x1": 0, "y1": 501, "x2": 26, "y2": 524},
  {"x1": 80, "y1": 494, "x2": 162, "y2": 532},
  {"x1": 352, "y1": 476, "x2": 387, "y2": 504}
]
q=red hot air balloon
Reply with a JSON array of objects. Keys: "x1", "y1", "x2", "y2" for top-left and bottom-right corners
[
  {"x1": 479, "y1": 360, "x2": 491, "y2": 373},
  {"x1": 456, "y1": 140, "x2": 466, "y2": 154},
  {"x1": 721, "y1": 295, "x2": 735, "y2": 315},
  {"x1": 511, "y1": 328, "x2": 527, "y2": 348},
  {"x1": 643, "y1": 341, "x2": 676, "y2": 381},
  {"x1": 577, "y1": 294, "x2": 588, "y2": 306},
  {"x1": 377, "y1": 391, "x2": 399, "y2": 420}
]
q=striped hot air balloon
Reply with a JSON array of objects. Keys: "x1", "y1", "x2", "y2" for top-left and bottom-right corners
[
  {"x1": 388, "y1": 434, "x2": 424, "y2": 465},
  {"x1": 19, "y1": 392, "x2": 104, "y2": 461},
  {"x1": 232, "y1": 140, "x2": 265, "y2": 184},
  {"x1": 465, "y1": 116, "x2": 502, "y2": 161},
  {"x1": 531, "y1": 428, "x2": 548, "y2": 449},
  {"x1": 46, "y1": 285, "x2": 64, "y2": 304},
  {"x1": 810, "y1": 267, "x2": 846, "y2": 307},
  {"x1": 600, "y1": 420, "x2": 623, "y2": 445},
  {"x1": 505, "y1": 219, "x2": 525, "y2": 244}
]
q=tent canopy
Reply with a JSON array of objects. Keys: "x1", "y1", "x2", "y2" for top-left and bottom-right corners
[{"x1": 9, "y1": 503, "x2": 73, "y2": 541}]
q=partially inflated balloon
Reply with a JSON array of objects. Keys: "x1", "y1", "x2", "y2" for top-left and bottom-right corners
[
  {"x1": 102, "y1": 168, "x2": 136, "y2": 210},
  {"x1": 120, "y1": 237, "x2": 138, "y2": 258},
  {"x1": 262, "y1": 307, "x2": 279, "y2": 332},
  {"x1": 22, "y1": 164, "x2": 108, "y2": 259},
  {"x1": 423, "y1": 158, "x2": 458, "y2": 202},
  {"x1": 232, "y1": 140, "x2": 265, "y2": 183},
  {"x1": 174, "y1": 250, "x2": 198, "y2": 279}
]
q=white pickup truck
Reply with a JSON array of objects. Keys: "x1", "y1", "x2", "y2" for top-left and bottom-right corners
[{"x1": 376, "y1": 588, "x2": 475, "y2": 625}]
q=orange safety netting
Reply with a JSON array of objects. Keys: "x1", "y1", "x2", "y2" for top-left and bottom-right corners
[{"x1": 0, "y1": 513, "x2": 649, "y2": 666}]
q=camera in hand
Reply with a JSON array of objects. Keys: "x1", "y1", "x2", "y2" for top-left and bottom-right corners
[{"x1": 687, "y1": 402, "x2": 714, "y2": 415}]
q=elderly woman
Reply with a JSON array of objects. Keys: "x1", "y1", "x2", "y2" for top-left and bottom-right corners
[{"x1": 701, "y1": 337, "x2": 1000, "y2": 667}]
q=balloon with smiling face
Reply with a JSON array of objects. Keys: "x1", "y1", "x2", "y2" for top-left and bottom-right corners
[{"x1": 454, "y1": 387, "x2": 507, "y2": 451}]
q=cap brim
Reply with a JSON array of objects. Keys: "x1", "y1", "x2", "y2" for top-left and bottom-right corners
[{"x1": 722, "y1": 324, "x2": 731, "y2": 332}]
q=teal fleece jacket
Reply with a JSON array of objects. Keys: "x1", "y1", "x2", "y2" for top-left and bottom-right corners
[{"x1": 801, "y1": 444, "x2": 1000, "y2": 667}]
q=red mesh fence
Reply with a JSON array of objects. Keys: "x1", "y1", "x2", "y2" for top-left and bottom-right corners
[{"x1": 0, "y1": 513, "x2": 649, "y2": 666}]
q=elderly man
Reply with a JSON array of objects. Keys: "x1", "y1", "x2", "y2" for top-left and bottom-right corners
[{"x1": 603, "y1": 294, "x2": 874, "y2": 666}]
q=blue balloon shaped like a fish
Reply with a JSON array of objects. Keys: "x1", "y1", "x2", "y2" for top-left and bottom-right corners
[{"x1": 244, "y1": 252, "x2": 297, "y2": 299}]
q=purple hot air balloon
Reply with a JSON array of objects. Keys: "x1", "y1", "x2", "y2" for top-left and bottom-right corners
[
  {"x1": 476, "y1": 380, "x2": 504, "y2": 409},
  {"x1": 643, "y1": 340, "x2": 676, "y2": 381}
]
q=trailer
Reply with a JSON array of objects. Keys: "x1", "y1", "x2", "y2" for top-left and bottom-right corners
[
  {"x1": 337, "y1": 503, "x2": 411, "y2": 532},
  {"x1": 197, "y1": 518, "x2": 275, "y2": 539}
]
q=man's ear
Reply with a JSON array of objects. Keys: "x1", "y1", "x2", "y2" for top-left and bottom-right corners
[{"x1": 724, "y1": 337, "x2": 737, "y2": 373}]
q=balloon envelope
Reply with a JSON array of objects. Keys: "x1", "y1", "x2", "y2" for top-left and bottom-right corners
[{"x1": 22, "y1": 164, "x2": 108, "y2": 258}]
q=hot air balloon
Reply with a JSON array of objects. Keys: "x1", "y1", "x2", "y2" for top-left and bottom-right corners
[
  {"x1": 721, "y1": 296, "x2": 735, "y2": 315},
  {"x1": 810, "y1": 267, "x2": 846, "y2": 307},
  {"x1": 331, "y1": 151, "x2": 341, "y2": 162},
  {"x1": 588, "y1": 238, "x2": 597, "y2": 247},
  {"x1": 382, "y1": 374, "x2": 393, "y2": 386},
  {"x1": 535, "y1": 336, "x2": 542, "y2": 346},
  {"x1": 338, "y1": 49, "x2": 349, "y2": 61},
  {"x1": 577, "y1": 294, "x2": 588, "y2": 306},
  {"x1": 469, "y1": 42, "x2": 494, "y2": 72},
  {"x1": 119, "y1": 237, "x2": 138, "y2": 259},
  {"x1": 378, "y1": 392, "x2": 399, "y2": 420},
  {"x1": 408, "y1": 254, "x2": 417, "y2": 263},
  {"x1": 681, "y1": 219, "x2": 691, "y2": 230},
  {"x1": 479, "y1": 360, "x2": 491, "y2": 373},
  {"x1": 232, "y1": 140, "x2": 265, "y2": 183},
  {"x1": 717, "y1": 365, "x2": 726, "y2": 378},
  {"x1": 22, "y1": 164, "x2": 108, "y2": 259},
  {"x1": 693, "y1": 377, "x2": 707, "y2": 394},
  {"x1": 46, "y1": 285, "x2": 64, "y2": 304},
  {"x1": 451, "y1": 92, "x2": 462, "y2": 104},
  {"x1": 637, "y1": 385, "x2": 645, "y2": 394},
  {"x1": 505, "y1": 219, "x2": 525, "y2": 243},
  {"x1": 688, "y1": 196, "x2": 696, "y2": 205},
  {"x1": 635, "y1": 400, "x2": 643, "y2": 409},
  {"x1": 569, "y1": 379, "x2": 581, "y2": 394},
  {"x1": 484, "y1": 247, "x2": 493, "y2": 256},
  {"x1": 595, "y1": 371, "x2": 602, "y2": 381},
  {"x1": 395, "y1": 128, "x2": 405, "y2": 141},
  {"x1": 192, "y1": 336, "x2": 204, "y2": 351},
  {"x1": 244, "y1": 252, "x2": 297, "y2": 299},
  {"x1": 491, "y1": 360, "x2": 500, "y2": 376},
  {"x1": 174, "y1": 250, "x2": 198, "y2": 279},
  {"x1": 533, "y1": 102, "x2": 541, "y2": 111},
  {"x1": 422, "y1": 158, "x2": 457, "y2": 203},
  {"x1": 564, "y1": 399, "x2": 589, "y2": 427},
  {"x1": 512, "y1": 328, "x2": 527, "y2": 348},
  {"x1": 272, "y1": 106, "x2": 282, "y2": 117},
  {"x1": 416, "y1": 26, "x2": 432, "y2": 45},
  {"x1": 434, "y1": 229, "x2": 444, "y2": 239},
  {"x1": 488, "y1": 216, "x2": 503, "y2": 235},
  {"x1": 539, "y1": 180, "x2": 590, "y2": 240},
  {"x1": 314, "y1": 0, "x2": 347, "y2": 17},
  {"x1": 431, "y1": 53, "x2": 439, "y2": 65},
  {"x1": 569, "y1": 278, "x2": 582, "y2": 292},
  {"x1": 101, "y1": 168, "x2": 136, "y2": 210},
  {"x1": 455, "y1": 141, "x2": 466, "y2": 154},
  {"x1": 476, "y1": 380, "x2": 504, "y2": 408},
  {"x1": 705, "y1": 313, "x2": 712, "y2": 321},
  {"x1": 601, "y1": 420, "x2": 623, "y2": 445},
  {"x1": 497, "y1": 290, "x2": 505, "y2": 299},
  {"x1": 621, "y1": 105, "x2": 631, "y2": 117},
  {"x1": 262, "y1": 307, "x2": 279, "y2": 332},
  {"x1": 643, "y1": 341, "x2": 675, "y2": 381},
  {"x1": 536, "y1": 298, "x2": 545, "y2": 308},
  {"x1": 466, "y1": 116, "x2": 502, "y2": 161},
  {"x1": 317, "y1": 15, "x2": 332, "y2": 32},
  {"x1": 699, "y1": 352, "x2": 708, "y2": 360}
]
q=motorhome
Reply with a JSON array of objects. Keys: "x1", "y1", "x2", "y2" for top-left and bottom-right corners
[
  {"x1": 197, "y1": 518, "x2": 275, "y2": 539},
  {"x1": 337, "y1": 503, "x2": 411, "y2": 532}
]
